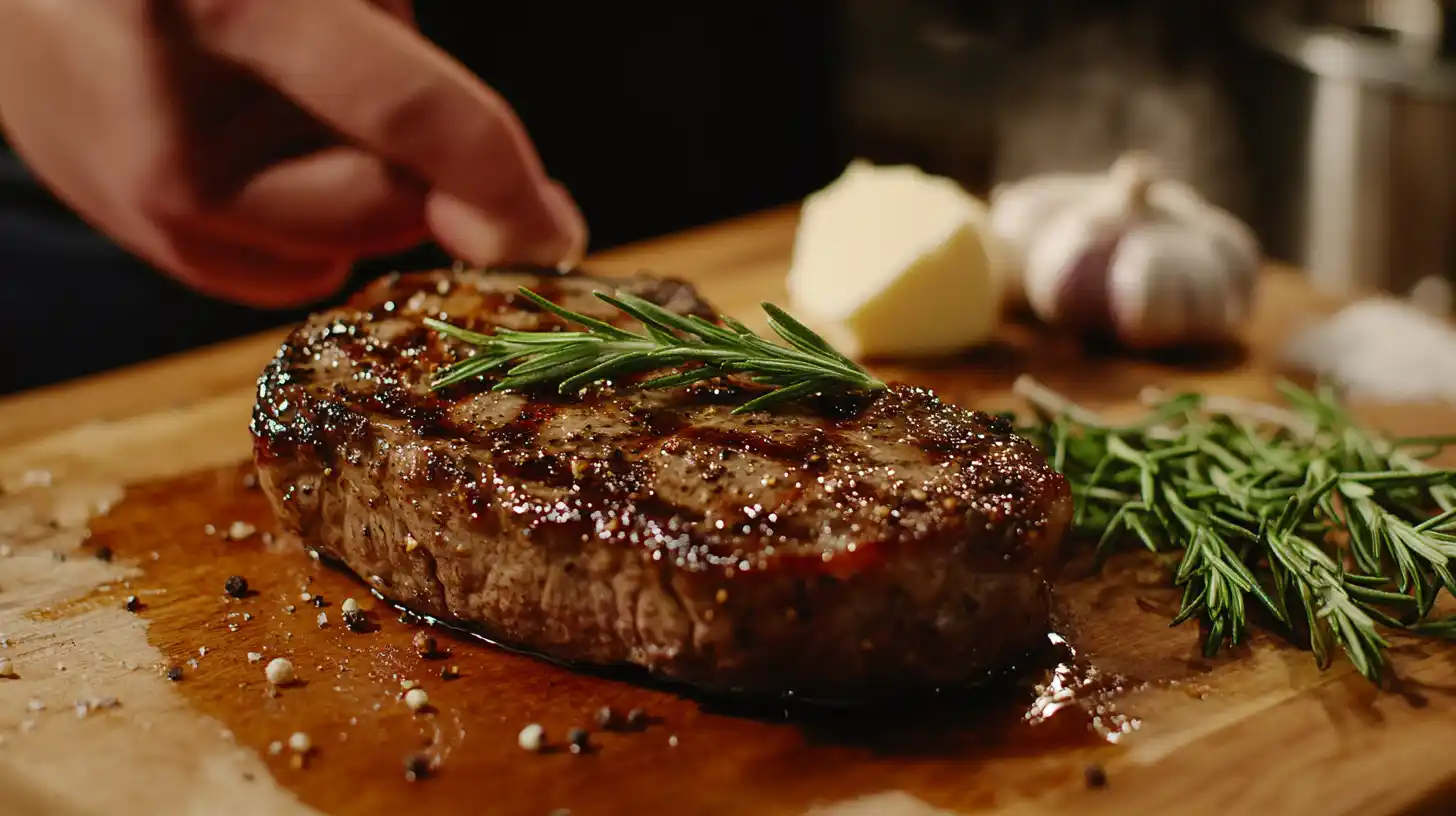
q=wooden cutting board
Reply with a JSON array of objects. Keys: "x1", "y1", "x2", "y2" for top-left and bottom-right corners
[{"x1": 2, "y1": 207, "x2": 1455, "y2": 816}]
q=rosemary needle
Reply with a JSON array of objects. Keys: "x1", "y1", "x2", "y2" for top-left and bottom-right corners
[
  {"x1": 1015, "y1": 375, "x2": 1456, "y2": 683},
  {"x1": 424, "y1": 287, "x2": 885, "y2": 413}
]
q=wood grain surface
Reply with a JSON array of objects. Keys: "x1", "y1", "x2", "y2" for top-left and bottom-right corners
[{"x1": 2, "y1": 207, "x2": 1455, "y2": 816}]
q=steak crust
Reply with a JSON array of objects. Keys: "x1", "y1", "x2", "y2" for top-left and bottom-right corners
[{"x1": 251, "y1": 266, "x2": 1072, "y2": 697}]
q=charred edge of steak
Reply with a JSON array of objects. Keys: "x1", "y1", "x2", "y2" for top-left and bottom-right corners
[{"x1": 250, "y1": 266, "x2": 1073, "y2": 695}]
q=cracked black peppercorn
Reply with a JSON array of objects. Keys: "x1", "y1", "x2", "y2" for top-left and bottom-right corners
[
  {"x1": 310, "y1": 594, "x2": 327, "y2": 608},
  {"x1": 440, "y1": 665, "x2": 460, "y2": 680},
  {"x1": 403, "y1": 753, "x2": 430, "y2": 782},
  {"x1": 625, "y1": 708, "x2": 647, "y2": 730},
  {"x1": 224, "y1": 575, "x2": 249, "y2": 598},
  {"x1": 124, "y1": 595, "x2": 141, "y2": 612},
  {"x1": 412, "y1": 631, "x2": 436, "y2": 658},
  {"x1": 166, "y1": 666, "x2": 183, "y2": 682},
  {"x1": 342, "y1": 609, "x2": 368, "y2": 633},
  {"x1": 1085, "y1": 764, "x2": 1107, "y2": 789},
  {"x1": 94, "y1": 545, "x2": 113, "y2": 562},
  {"x1": 567, "y1": 728, "x2": 590, "y2": 754}
]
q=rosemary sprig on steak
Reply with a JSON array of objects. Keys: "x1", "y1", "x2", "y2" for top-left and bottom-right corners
[
  {"x1": 425, "y1": 287, "x2": 886, "y2": 413},
  {"x1": 1016, "y1": 375, "x2": 1456, "y2": 684}
]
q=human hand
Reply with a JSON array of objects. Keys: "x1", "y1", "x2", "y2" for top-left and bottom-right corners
[{"x1": 0, "y1": 0, "x2": 587, "y2": 308}]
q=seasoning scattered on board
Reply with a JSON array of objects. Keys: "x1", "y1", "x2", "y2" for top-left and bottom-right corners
[
  {"x1": 224, "y1": 575, "x2": 249, "y2": 598},
  {"x1": 518, "y1": 723, "x2": 546, "y2": 752},
  {"x1": 404, "y1": 753, "x2": 431, "y2": 782},
  {"x1": 568, "y1": 728, "x2": 590, "y2": 755},
  {"x1": 342, "y1": 609, "x2": 368, "y2": 632},
  {"x1": 265, "y1": 657, "x2": 295, "y2": 686}
]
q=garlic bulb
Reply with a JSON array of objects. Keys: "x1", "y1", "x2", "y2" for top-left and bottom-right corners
[
  {"x1": 989, "y1": 172, "x2": 1103, "y2": 306},
  {"x1": 989, "y1": 153, "x2": 1261, "y2": 349}
]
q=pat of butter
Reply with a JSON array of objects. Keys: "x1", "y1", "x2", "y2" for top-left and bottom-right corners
[{"x1": 786, "y1": 161, "x2": 1003, "y2": 358}]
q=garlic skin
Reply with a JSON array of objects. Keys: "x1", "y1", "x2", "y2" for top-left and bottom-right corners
[
  {"x1": 988, "y1": 172, "x2": 1103, "y2": 306},
  {"x1": 1000, "y1": 153, "x2": 1260, "y2": 350}
]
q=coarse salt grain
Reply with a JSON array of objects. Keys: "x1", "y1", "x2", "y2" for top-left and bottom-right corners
[
  {"x1": 227, "y1": 521, "x2": 256, "y2": 541},
  {"x1": 265, "y1": 657, "x2": 295, "y2": 685},
  {"x1": 247, "y1": 652, "x2": 263, "y2": 663},
  {"x1": 268, "y1": 741, "x2": 283, "y2": 755},
  {"x1": 0, "y1": 658, "x2": 14, "y2": 678},
  {"x1": 403, "y1": 688, "x2": 429, "y2": 712},
  {"x1": 288, "y1": 732, "x2": 311, "y2": 753},
  {"x1": 73, "y1": 697, "x2": 120, "y2": 718},
  {"x1": 518, "y1": 723, "x2": 545, "y2": 752},
  {"x1": 340, "y1": 598, "x2": 359, "y2": 614},
  {"x1": 316, "y1": 612, "x2": 328, "y2": 629}
]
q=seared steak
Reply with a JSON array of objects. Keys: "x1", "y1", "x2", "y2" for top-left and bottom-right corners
[{"x1": 251, "y1": 266, "x2": 1072, "y2": 697}]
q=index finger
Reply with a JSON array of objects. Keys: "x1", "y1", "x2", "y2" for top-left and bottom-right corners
[{"x1": 183, "y1": 0, "x2": 583, "y2": 264}]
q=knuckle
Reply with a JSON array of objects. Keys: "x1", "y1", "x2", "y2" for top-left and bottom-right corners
[
  {"x1": 181, "y1": 0, "x2": 264, "y2": 45},
  {"x1": 368, "y1": 80, "x2": 457, "y2": 150},
  {"x1": 370, "y1": 82, "x2": 527, "y2": 191}
]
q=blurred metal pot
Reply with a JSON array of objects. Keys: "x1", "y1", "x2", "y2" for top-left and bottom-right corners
[{"x1": 1236, "y1": 1, "x2": 1456, "y2": 296}]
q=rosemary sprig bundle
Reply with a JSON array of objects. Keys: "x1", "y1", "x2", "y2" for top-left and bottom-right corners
[
  {"x1": 424, "y1": 288, "x2": 885, "y2": 413},
  {"x1": 1016, "y1": 375, "x2": 1456, "y2": 682}
]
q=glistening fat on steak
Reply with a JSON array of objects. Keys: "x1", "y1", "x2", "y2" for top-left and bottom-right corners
[{"x1": 250, "y1": 266, "x2": 1072, "y2": 697}]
